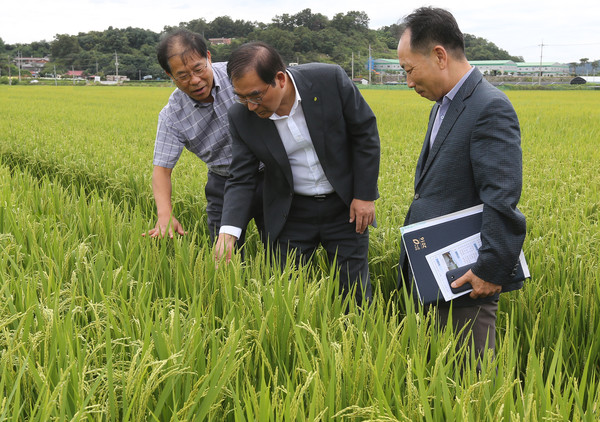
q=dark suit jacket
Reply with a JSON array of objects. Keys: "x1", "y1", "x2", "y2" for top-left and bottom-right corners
[
  {"x1": 222, "y1": 63, "x2": 380, "y2": 241},
  {"x1": 400, "y1": 68, "x2": 526, "y2": 304}
]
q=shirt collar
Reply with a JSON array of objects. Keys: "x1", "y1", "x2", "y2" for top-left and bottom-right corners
[
  {"x1": 270, "y1": 70, "x2": 301, "y2": 120},
  {"x1": 439, "y1": 66, "x2": 474, "y2": 106}
]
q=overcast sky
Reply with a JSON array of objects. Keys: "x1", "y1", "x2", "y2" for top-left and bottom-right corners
[{"x1": 2, "y1": 0, "x2": 599, "y2": 63}]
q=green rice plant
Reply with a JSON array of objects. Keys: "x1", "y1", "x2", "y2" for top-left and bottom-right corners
[{"x1": 1, "y1": 86, "x2": 600, "y2": 420}]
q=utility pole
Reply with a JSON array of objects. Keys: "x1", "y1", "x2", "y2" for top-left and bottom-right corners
[
  {"x1": 18, "y1": 50, "x2": 22, "y2": 83},
  {"x1": 72, "y1": 65, "x2": 75, "y2": 85},
  {"x1": 114, "y1": 51, "x2": 119, "y2": 84},
  {"x1": 351, "y1": 51, "x2": 354, "y2": 80},
  {"x1": 538, "y1": 42, "x2": 544, "y2": 86},
  {"x1": 139, "y1": 69, "x2": 141, "y2": 81},
  {"x1": 54, "y1": 65, "x2": 57, "y2": 86},
  {"x1": 368, "y1": 44, "x2": 372, "y2": 85}
]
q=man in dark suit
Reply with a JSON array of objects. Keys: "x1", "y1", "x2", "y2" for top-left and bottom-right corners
[
  {"x1": 214, "y1": 42, "x2": 380, "y2": 305},
  {"x1": 396, "y1": 7, "x2": 526, "y2": 353}
]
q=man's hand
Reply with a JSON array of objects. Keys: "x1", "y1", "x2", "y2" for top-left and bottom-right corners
[
  {"x1": 145, "y1": 166, "x2": 185, "y2": 238},
  {"x1": 349, "y1": 199, "x2": 375, "y2": 234},
  {"x1": 451, "y1": 269, "x2": 501, "y2": 299},
  {"x1": 142, "y1": 216, "x2": 186, "y2": 238},
  {"x1": 214, "y1": 233, "x2": 238, "y2": 266}
]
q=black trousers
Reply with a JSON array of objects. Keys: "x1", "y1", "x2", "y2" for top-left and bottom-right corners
[
  {"x1": 272, "y1": 193, "x2": 372, "y2": 306},
  {"x1": 204, "y1": 171, "x2": 264, "y2": 248}
]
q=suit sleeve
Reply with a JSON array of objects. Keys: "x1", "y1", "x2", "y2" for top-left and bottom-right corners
[
  {"x1": 335, "y1": 65, "x2": 380, "y2": 201},
  {"x1": 220, "y1": 110, "x2": 261, "y2": 229},
  {"x1": 470, "y1": 95, "x2": 526, "y2": 285}
]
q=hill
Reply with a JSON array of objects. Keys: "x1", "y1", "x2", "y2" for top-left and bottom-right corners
[{"x1": 0, "y1": 9, "x2": 524, "y2": 80}]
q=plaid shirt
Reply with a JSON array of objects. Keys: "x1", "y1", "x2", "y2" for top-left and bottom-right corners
[{"x1": 153, "y1": 62, "x2": 234, "y2": 176}]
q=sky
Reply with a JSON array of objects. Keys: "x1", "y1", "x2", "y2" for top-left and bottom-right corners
[{"x1": 2, "y1": 0, "x2": 599, "y2": 64}]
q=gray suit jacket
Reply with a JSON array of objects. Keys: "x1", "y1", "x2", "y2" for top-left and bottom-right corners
[
  {"x1": 222, "y1": 63, "x2": 380, "y2": 242},
  {"x1": 400, "y1": 68, "x2": 526, "y2": 303}
]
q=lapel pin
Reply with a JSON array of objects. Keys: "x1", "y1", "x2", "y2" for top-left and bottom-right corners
[{"x1": 314, "y1": 97, "x2": 318, "y2": 102}]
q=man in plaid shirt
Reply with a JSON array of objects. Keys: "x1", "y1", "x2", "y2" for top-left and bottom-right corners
[{"x1": 145, "y1": 29, "x2": 263, "y2": 246}]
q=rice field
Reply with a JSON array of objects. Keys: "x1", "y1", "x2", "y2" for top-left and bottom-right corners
[{"x1": 0, "y1": 85, "x2": 599, "y2": 421}]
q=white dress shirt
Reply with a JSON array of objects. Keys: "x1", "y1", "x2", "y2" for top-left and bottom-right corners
[
  {"x1": 220, "y1": 71, "x2": 334, "y2": 239},
  {"x1": 269, "y1": 71, "x2": 334, "y2": 196}
]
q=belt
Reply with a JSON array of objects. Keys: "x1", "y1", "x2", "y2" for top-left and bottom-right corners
[{"x1": 296, "y1": 192, "x2": 336, "y2": 201}]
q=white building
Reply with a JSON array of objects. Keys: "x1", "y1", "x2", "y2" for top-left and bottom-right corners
[
  {"x1": 371, "y1": 59, "x2": 570, "y2": 77},
  {"x1": 516, "y1": 62, "x2": 569, "y2": 76},
  {"x1": 468, "y1": 60, "x2": 518, "y2": 75}
]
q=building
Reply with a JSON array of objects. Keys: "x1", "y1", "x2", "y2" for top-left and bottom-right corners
[
  {"x1": 208, "y1": 37, "x2": 232, "y2": 45},
  {"x1": 515, "y1": 62, "x2": 569, "y2": 76},
  {"x1": 468, "y1": 60, "x2": 518, "y2": 75},
  {"x1": 371, "y1": 58, "x2": 402, "y2": 72},
  {"x1": 12, "y1": 57, "x2": 49, "y2": 76},
  {"x1": 106, "y1": 75, "x2": 130, "y2": 82},
  {"x1": 582, "y1": 76, "x2": 600, "y2": 83},
  {"x1": 66, "y1": 70, "x2": 85, "y2": 78},
  {"x1": 370, "y1": 58, "x2": 570, "y2": 77}
]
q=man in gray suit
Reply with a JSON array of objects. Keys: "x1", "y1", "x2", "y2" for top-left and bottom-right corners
[
  {"x1": 214, "y1": 42, "x2": 380, "y2": 305},
  {"x1": 397, "y1": 7, "x2": 526, "y2": 353}
]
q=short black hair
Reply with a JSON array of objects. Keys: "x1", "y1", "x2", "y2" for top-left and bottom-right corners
[
  {"x1": 400, "y1": 7, "x2": 465, "y2": 59},
  {"x1": 227, "y1": 42, "x2": 286, "y2": 85},
  {"x1": 157, "y1": 29, "x2": 208, "y2": 74}
]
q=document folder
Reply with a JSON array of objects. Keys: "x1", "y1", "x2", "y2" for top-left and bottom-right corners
[{"x1": 401, "y1": 204, "x2": 529, "y2": 305}]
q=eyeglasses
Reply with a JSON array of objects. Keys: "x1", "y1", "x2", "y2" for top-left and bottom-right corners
[
  {"x1": 234, "y1": 84, "x2": 271, "y2": 105},
  {"x1": 173, "y1": 62, "x2": 209, "y2": 83}
]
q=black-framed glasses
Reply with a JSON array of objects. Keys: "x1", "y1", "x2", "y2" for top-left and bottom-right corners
[
  {"x1": 173, "y1": 62, "x2": 209, "y2": 83},
  {"x1": 234, "y1": 84, "x2": 271, "y2": 105}
]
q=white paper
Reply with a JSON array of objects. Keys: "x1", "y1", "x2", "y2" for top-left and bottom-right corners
[
  {"x1": 425, "y1": 235, "x2": 530, "y2": 302},
  {"x1": 425, "y1": 233, "x2": 481, "y2": 301}
]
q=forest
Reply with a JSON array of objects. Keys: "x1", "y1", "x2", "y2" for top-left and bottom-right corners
[{"x1": 0, "y1": 9, "x2": 524, "y2": 80}]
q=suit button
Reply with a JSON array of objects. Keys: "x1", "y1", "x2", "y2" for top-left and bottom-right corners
[{"x1": 414, "y1": 193, "x2": 420, "y2": 200}]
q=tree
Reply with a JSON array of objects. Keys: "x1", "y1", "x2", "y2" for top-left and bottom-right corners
[
  {"x1": 102, "y1": 27, "x2": 132, "y2": 54},
  {"x1": 183, "y1": 18, "x2": 209, "y2": 37},
  {"x1": 124, "y1": 27, "x2": 159, "y2": 50},
  {"x1": 51, "y1": 34, "x2": 81, "y2": 64},
  {"x1": 247, "y1": 28, "x2": 295, "y2": 62},
  {"x1": 293, "y1": 27, "x2": 316, "y2": 53},
  {"x1": 579, "y1": 58, "x2": 590, "y2": 75},
  {"x1": 209, "y1": 39, "x2": 244, "y2": 63},
  {"x1": 331, "y1": 11, "x2": 369, "y2": 35},
  {"x1": 271, "y1": 13, "x2": 296, "y2": 31},
  {"x1": 206, "y1": 16, "x2": 255, "y2": 38},
  {"x1": 377, "y1": 24, "x2": 402, "y2": 49},
  {"x1": 293, "y1": 9, "x2": 329, "y2": 31},
  {"x1": 3, "y1": 10, "x2": 529, "y2": 81},
  {"x1": 312, "y1": 27, "x2": 344, "y2": 56},
  {"x1": 464, "y1": 34, "x2": 522, "y2": 62}
]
